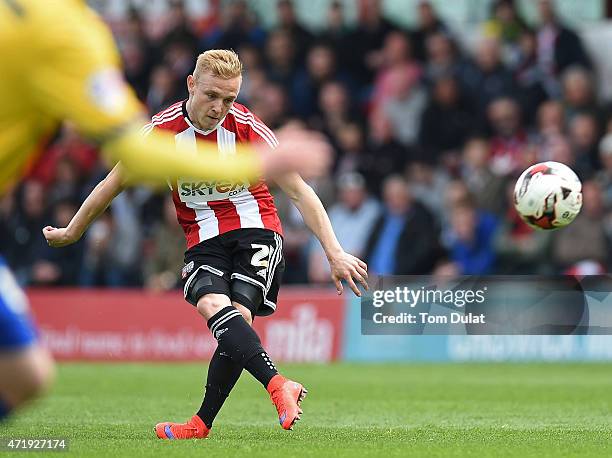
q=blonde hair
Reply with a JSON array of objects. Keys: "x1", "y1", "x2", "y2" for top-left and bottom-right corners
[{"x1": 193, "y1": 49, "x2": 243, "y2": 80}]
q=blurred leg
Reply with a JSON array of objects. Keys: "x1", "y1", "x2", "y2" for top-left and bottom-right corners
[{"x1": 0, "y1": 345, "x2": 55, "y2": 418}]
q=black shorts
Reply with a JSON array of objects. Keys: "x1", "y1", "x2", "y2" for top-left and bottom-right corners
[{"x1": 181, "y1": 228, "x2": 285, "y2": 316}]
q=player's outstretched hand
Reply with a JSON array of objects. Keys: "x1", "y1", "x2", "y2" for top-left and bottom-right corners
[
  {"x1": 42, "y1": 226, "x2": 79, "y2": 248},
  {"x1": 258, "y1": 126, "x2": 331, "y2": 179},
  {"x1": 329, "y1": 251, "x2": 369, "y2": 297}
]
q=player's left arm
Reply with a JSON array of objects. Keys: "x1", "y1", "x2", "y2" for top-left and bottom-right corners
[{"x1": 275, "y1": 173, "x2": 368, "y2": 296}]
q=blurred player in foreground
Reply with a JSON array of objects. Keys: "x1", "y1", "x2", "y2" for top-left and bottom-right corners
[
  {"x1": 0, "y1": 0, "x2": 329, "y2": 421},
  {"x1": 44, "y1": 49, "x2": 368, "y2": 439}
]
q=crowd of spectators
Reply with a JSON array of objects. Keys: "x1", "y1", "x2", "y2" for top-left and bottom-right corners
[{"x1": 2, "y1": 0, "x2": 612, "y2": 290}]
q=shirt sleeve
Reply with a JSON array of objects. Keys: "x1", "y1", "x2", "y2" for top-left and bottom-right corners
[
  {"x1": 27, "y1": 3, "x2": 143, "y2": 140},
  {"x1": 240, "y1": 110, "x2": 279, "y2": 149}
]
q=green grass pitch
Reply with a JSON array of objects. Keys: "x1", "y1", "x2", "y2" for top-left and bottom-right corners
[{"x1": 3, "y1": 363, "x2": 612, "y2": 457}]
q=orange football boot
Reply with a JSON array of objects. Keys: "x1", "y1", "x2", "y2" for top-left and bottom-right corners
[
  {"x1": 267, "y1": 374, "x2": 308, "y2": 430},
  {"x1": 155, "y1": 414, "x2": 210, "y2": 440}
]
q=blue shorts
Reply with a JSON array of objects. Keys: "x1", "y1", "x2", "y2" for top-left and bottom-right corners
[{"x1": 0, "y1": 257, "x2": 37, "y2": 350}]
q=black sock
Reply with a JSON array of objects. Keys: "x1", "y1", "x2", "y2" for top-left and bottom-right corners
[
  {"x1": 207, "y1": 306, "x2": 279, "y2": 388},
  {"x1": 244, "y1": 351, "x2": 278, "y2": 388},
  {"x1": 197, "y1": 346, "x2": 243, "y2": 428}
]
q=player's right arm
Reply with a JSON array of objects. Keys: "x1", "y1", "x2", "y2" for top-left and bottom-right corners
[
  {"x1": 42, "y1": 164, "x2": 125, "y2": 247},
  {"x1": 275, "y1": 172, "x2": 369, "y2": 296}
]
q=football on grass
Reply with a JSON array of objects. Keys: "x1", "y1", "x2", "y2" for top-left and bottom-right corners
[{"x1": 514, "y1": 161, "x2": 582, "y2": 230}]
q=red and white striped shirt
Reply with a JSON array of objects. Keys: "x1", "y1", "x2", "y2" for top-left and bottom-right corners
[{"x1": 143, "y1": 101, "x2": 283, "y2": 249}]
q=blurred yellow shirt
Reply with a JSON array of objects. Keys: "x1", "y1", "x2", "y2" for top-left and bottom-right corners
[{"x1": 0, "y1": 0, "x2": 142, "y2": 194}]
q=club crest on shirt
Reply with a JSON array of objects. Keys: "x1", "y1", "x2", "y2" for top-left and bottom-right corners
[{"x1": 88, "y1": 68, "x2": 128, "y2": 115}]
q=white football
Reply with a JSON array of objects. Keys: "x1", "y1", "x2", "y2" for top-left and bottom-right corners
[{"x1": 513, "y1": 161, "x2": 582, "y2": 230}]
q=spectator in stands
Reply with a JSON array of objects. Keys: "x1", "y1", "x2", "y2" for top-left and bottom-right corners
[
  {"x1": 265, "y1": 29, "x2": 299, "y2": 92},
  {"x1": 561, "y1": 66, "x2": 600, "y2": 122},
  {"x1": 202, "y1": 0, "x2": 266, "y2": 50},
  {"x1": 237, "y1": 43, "x2": 264, "y2": 75},
  {"x1": 514, "y1": 29, "x2": 548, "y2": 125},
  {"x1": 7, "y1": 181, "x2": 50, "y2": 285},
  {"x1": 371, "y1": 31, "x2": 421, "y2": 114},
  {"x1": 516, "y1": 143, "x2": 540, "y2": 179},
  {"x1": 534, "y1": 100, "x2": 565, "y2": 139},
  {"x1": 411, "y1": 1, "x2": 450, "y2": 63},
  {"x1": 292, "y1": 43, "x2": 353, "y2": 118},
  {"x1": 161, "y1": 39, "x2": 196, "y2": 87},
  {"x1": 235, "y1": 44, "x2": 265, "y2": 105},
  {"x1": 536, "y1": 0, "x2": 591, "y2": 97},
  {"x1": 541, "y1": 134, "x2": 575, "y2": 169},
  {"x1": 459, "y1": 37, "x2": 515, "y2": 119},
  {"x1": 364, "y1": 175, "x2": 440, "y2": 275},
  {"x1": 47, "y1": 156, "x2": 82, "y2": 207},
  {"x1": 440, "y1": 179, "x2": 471, "y2": 232},
  {"x1": 276, "y1": 0, "x2": 314, "y2": 62},
  {"x1": 382, "y1": 66, "x2": 427, "y2": 147},
  {"x1": 313, "y1": 80, "x2": 363, "y2": 139},
  {"x1": 568, "y1": 112, "x2": 600, "y2": 179},
  {"x1": 144, "y1": 195, "x2": 185, "y2": 292},
  {"x1": 460, "y1": 137, "x2": 507, "y2": 216},
  {"x1": 406, "y1": 161, "x2": 450, "y2": 218},
  {"x1": 146, "y1": 64, "x2": 182, "y2": 115},
  {"x1": 79, "y1": 213, "x2": 113, "y2": 286},
  {"x1": 552, "y1": 180, "x2": 610, "y2": 270},
  {"x1": 158, "y1": 0, "x2": 199, "y2": 52},
  {"x1": 249, "y1": 82, "x2": 289, "y2": 128},
  {"x1": 80, "y1": 191, "x2": 144, "y2": 287},
  {"x1": 120, "y1": 8, "x2": 155, "y2": 101},
  {"x1": 237, "y1": 68, "x2": 269, "y2": 107},
  {"x1": 334, "y1": 122, "x2": 366, "y2": 178},
  {"x1": 482, "y1": 0, "x2": 528, "y2": 68},
  {"x1": 308, "y1": 173, "x2": 380, "y2": 283},
  {"x1": 346, "y1": 0, "x2": 398, "y2": 85},
  {"x1": 487, "y1": 97, "x2": 528, "y2": 176},
  {"x1": 445, "y1": 200, "x2": 498, "y2": 275},
  {"x1": 320, "y1": 1, "x2": 352, "y2": 73},
  {"x1": 363, "y1": 111, "x2": 410, "y2": 196},
  {"x1": 422, "y1": 32, "x2": 461, "y2": 85},
  {"x1": 418, "y1": 76, "x2": 474, "y2": 163},
  {"x1": 529, "y1": 101, "x2": 566, "y2": 164}
]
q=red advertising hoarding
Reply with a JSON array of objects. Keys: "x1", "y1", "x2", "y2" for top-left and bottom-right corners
[{"x1": 27, "y1": 288, "x2": 345, "y2": 362}]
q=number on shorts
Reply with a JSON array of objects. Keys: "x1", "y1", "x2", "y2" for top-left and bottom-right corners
[{"x1": 251, "y1": 244, "x2": 273, "y2": 268}]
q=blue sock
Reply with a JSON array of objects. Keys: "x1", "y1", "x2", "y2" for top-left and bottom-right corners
[{"x1": 0, "y1": 398, "x2": 11, "y2": 421}]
